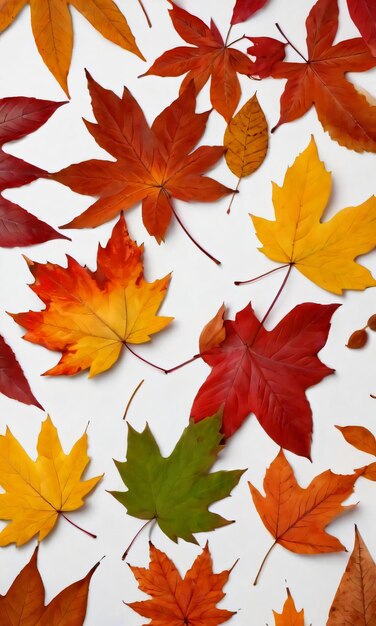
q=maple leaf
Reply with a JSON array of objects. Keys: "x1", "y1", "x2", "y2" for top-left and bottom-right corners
[
  {"x1": 141, "y1": 2, "x2": 255, "y2": 122},
  {"x1": 191, "y1": 301, "x2": 338, "y2": 458},
  {"x1": 249, "y1": 449, "x2": 364, "y2": 584},
  {"x1": 0, "y1": 546, "x2": 98, "y2": 626},
  {"x1": 0, "y1": 0, "x2": 143, "y2": 96},
  {"x1": 0, "y1": 335, "x2": 42, "y2": 409},
  {"x1": 52, "y1": 75, "x2": 231, "y2": 257},
  {"x1": 250, "y1": 137, "x2": 376, "y2": 294},
  {"x1": 127, "y1": 542, "x2": 235, "y2": 626},
  {"x1": 11, "y1": 214, "x2": 173, "y2": 378},
  {"x1": 270, "y1": 0, "x2": 376, "y2": 151},
  {"x1": 273, "y1": 588, "x2": 304, "y2": 626},
  {"x1": 231, "y1": 0, "x2": 269, "y2": 25},
  {"x1": 0, "y1": 416, "x2": 102, "y2": 547},
  {"x1": 327, "y1": 526, "x2": 376, "y2": 625},
  {"x1": 110, "y1": 415, "x2": 245, "y2": 545},
  {"x1": 347, "y1": 0, "x2": 376, "y2": 57},
  {"x1": 246, "y1": 37, "x2": 286, "y2": 78},
  {"x1": 0, "y1": 96, "x2": 68, "y2": 247}
]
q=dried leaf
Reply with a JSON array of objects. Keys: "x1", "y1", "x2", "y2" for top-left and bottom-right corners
[
  {"x1": 0, "y1": 335, "x2": 42, "y2": 409},
  {"x1": 327, "y1": 526, "x2": 376, "y2": 624},
  {"x1": 273, "y1": 588, "x2": 305, "y2": 626},
  {"x1": 11, "y1": 215, "x2": 173, "y2": 378},
  {"x1": 0, "y1": 416, "x2": 102, "y2": 546},
  {"x1": 251, "y1": 137, "x2": 376, "y2": 294},
  {"x1": 224, "y1": 93, "x2": 268, "y2": 179},
  {"x1": 249, "y1": 449, "x2": 364, "y2": 584},
  {"x1": 191, "y1": 302, "x2": 338, "y2": 458},
  {"x1": 346, "y1": 328, "x2": 369, "y2": 349},
  {"x1": 247, "y1": 37, "x2": 286, "y2": 78},
  {"x1": 0, "y1": 546, "x2": 98, "y2": 626},
  {"x1": 141, "y1": 2, "x2": 255, "y2": 122},
  {"x1": 336, "y1": 425, "x2": 376, "y2": 456},
  {"x1": 0, "y1": 96, "x2": 67, "y2": 247},
  {"x1": 271, "y1": 0, "x2": 376, "y2": 151},
  {"x1": 127, "y1": 542, "x2": 235, "y2": 625},
  {"x1": 0, "y1": 0, "x2": 143, "y2": 95},
  {"x1": 199, "y1": 305, "x2": 226, "y2": 354}
]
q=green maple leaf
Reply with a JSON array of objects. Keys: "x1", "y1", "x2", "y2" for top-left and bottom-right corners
[{"x1": 111, "y1": 415, "x2": 245, "y2": 543}]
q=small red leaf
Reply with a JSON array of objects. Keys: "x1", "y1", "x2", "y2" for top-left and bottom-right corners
[
  {"x1": 231, "y1": 0, "x2": 269, "y2": 25},
  {"x1": 0, "y1": 335, "x2": 42, "y2": 409}
]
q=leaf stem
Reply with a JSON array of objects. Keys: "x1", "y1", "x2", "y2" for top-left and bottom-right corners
[
  {"x1": 224, "y1": 25, "x2": 233, "y2": 47},
  {"x1": 124, "y1": 343, "x2": 202, "y2": 375},
  {"x1": 227, "y1": 178, "x2": 241, "y2": 214},
  {"x1": 259, "y1": 263, "x2": 293, "y2": 328},
  {"x1": 137, "y1": 0, "x2": 152, "y2": 28},
  {"x1": 170, "y1": 204, "x2": 221, "y2": 265},
  {"x1": 123, "y1": 379, "x2": 144, "y2": 420},
  {"x1": 227, "y1": 34, "x2": 247, "y2": 47},
  {"x1": 275, "y1": 23, "x2": 308, "y2": 62},
  {"x1": 253, "y1": 541, "x2": 276, "y2": 585},
  {"x1": 235, "y1": 263, "x2": 291, "y2": 285},
  {"x1": 122, "y1": 518, "x2": 155, "y2": 560},
  {"x1": 60, "y1": 513, "x2": 97, "y2": 539}
]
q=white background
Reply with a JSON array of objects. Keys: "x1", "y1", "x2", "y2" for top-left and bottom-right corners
[{"x1": 0, "y1": 0, "x2": 375, "y2": 623}]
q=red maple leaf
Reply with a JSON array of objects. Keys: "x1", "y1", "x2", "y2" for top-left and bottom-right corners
[
  {"x1": 141, "y1": 2, "x2": 255, "y2": 122},
  {"x1": 0, "y1": 97, "x2": 67, "y2": 247},
  {"x1": 191, "y1": 302, "x2": 339, "y2": 458}
]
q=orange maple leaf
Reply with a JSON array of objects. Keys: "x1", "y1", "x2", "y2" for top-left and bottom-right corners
[
  {"x1": 249, "y1": 449, "x2": 364, "y2": 584},
  {"x1": 142, "y1": 2, "x2": 255, "y2": 122},
  {"x1": 52, "y1": 74, "x2": 232, "y2": 260},
  {"x1": 0, "y1": 0, "x2": 144, "y2": 96},
  {"x1": 271, "y1": 0, "x2": 376, "y2": 151},
  {"x1": 11, "y1": 215, "x2": 173, "y2": 378},
  {"x1": 127, "y1": 542, "x2": 235, "y2": 626},
  {"x1": 273, "y1": 588, "x2": 304, "y2": 626}
]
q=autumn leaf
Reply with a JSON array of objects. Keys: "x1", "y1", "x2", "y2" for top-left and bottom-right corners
[
  {"x1": 347, "y1": 0, "x2": 376, "y2": 57},
  {"x1": 346, "y1": 313, "x2": 376, "y2": 348},
  {"x1": 270, "y1": 0, "x2": 376, "y2": 151},
  {"x1": 250, "y1": 137, "x2": 376, "y2": 294},
  {"x1": 231, "y1": 0, "x2": 269, "y2": 25},
  {"x1": 273, "y1": 588, "x2": 305, "y2": 626},
  {"x1": 0, "y1": 335, "x2": 42, "y2": 409},
  {"x1": 336, "y1": 424, "x2": 376, "y2": 481},
  {"x1": 224, "y1": 93, "x2": 268, "y2": 211},
  {"x1": 11, "y1": 214, "x2": 173, "y2": 378},
  {"x1": 0, "y1": 546, "x2": 98, "y2": 626},
  {"x1": 141, "y1": 2, "x2": 255, "y2": 122},
  {"x1": 327, "y1": 526, "x2": 376, "y2": 624},
  {"x1": 249, "y1": 449, "x2": 364, "y2": 584},
  {"x1": 0, "y1": 416, "x2": 102, "y2": 547},
  {"x1": 0, "y1": 0, "x2": 143, "y2": 96},
  {"x1": 51, "y1": 75, "x2": 231, "y2": 260},
  {"x1": 0, "y1": 96, "x2": 67, "y2": 247},
  {"x1": 110, "y1": 415, "x2": 245, "y2": 545},
  {"x1": 199, "y1": 304, "x2": 226, "y2": 354},
  {"x1": 127, "y1": 542, "x2": 235, "y2": 626},
  {"x1": 191, "y1": 301, "x2": 338, "y2": 458},
  {"x1": 246, "y1": 37, "x2": 286, "y2": 78}
]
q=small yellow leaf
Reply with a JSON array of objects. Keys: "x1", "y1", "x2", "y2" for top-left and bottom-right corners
[{"x1": 224, "y1": 93, "x2": 268, "y2": 179}]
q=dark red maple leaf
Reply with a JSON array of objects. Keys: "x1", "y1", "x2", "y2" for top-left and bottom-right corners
[
  {"x1": 246, "y1": 37, "x2": 286, "y2": 78},
  {"x1": 141, "y1": 2, "x2": 255, "y2": 122},
  {"x1": 0, "y1": 97, "x2": 67, "y2": 247},
  {"x1": 0, "y1": 335, "x2": 42, "y2": 409},
  {"x1": 347, "y1": 0, "x2": 376, "y2": 57},
  {"x1": 191, "y1": 302, "x2": 339, "y2": 458},
  {"x1": 231, "y1": 0, "x2": 270, "y2": 25}
]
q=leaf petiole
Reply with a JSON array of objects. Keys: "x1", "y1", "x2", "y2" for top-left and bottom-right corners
[
  {"x1": 122, "y1": 518, "x2": 156, "y2": 560},
  {"x1": 60, "y1": 513, "x2": 97, "y2": 539},
  {"x1": 124, "y1": 343, "x2": 201, "y2": 374},
  {"x1": 253, "y1": 541, "x2": 276, "y2": 585},
  {"x1": 234, "y1": 263, "x2": 290, "y2": 285},
  {"x1": 136, "y1": 0, "x2": 152, "y2": 28},
  {"x1": 275, "y1": 23, "x2": 308, "y2": 62},
  {"x1": 170, "y1": 203, "x2": 221, "y2": 265},
  {"x1": 123, "y1": 379, "x2": 144, "y2": 420}
]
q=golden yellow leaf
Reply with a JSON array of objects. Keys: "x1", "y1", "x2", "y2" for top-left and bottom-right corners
[
  {"x1": 11, "y1": 215, "x2": 173, "y2": 378},
  {"x1": 0, "y1": 416, "x2": 102, "y2": 547},
  {"x1": 251, "y1": 136, "x2": 376, "y2": 294},
  {"x1": 224, "y1": 93, "x2": 268, "y2": 179},
  {"x1": 273, "y1": 588, "x2": 305, "y2": 626}
]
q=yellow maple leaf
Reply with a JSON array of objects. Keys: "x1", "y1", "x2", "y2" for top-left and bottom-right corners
[
  {"x1": 251, "y1": 136, "x2": 376, "y2": 294},
  {"x1": 11, "y1": 215, "x2": 173, "y2": 378},
  {"x1": 0, "y1": 417, "x2": 102, "y2": 547}
]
